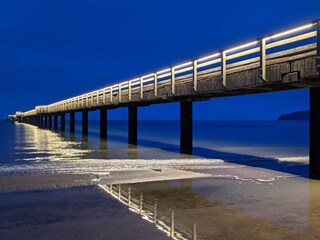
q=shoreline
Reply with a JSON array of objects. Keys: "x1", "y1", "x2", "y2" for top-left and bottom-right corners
[{"x1": 0, "y1": 169, "x2": 211, "y2": 193}]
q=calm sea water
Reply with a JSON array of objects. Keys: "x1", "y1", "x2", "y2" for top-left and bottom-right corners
[{"x1": 0, "y1": 120, "x2": 309, "y2": 176}]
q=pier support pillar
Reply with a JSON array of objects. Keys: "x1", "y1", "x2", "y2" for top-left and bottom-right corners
[
  {"x1": 49, "y1": 115, "x2": 52, "y2": 128},
  {"x1": 180, "y1": 101, "x2": 193, "y2": 155},
  {"x1": 82, "y1": 110, "x2": 88, "y2": 135},
  {"x1": 128, "y1": 105, "x2": 138, "y2": 145},
  {"x1": 70, "y1": 111, "x2": 75, "y2": 133},
  {"x1": 61, "y1": 113, "x2": 65, "y2": 131},
  {"x1": 310, "y1": 87, "x2": 320, "y2": 179},
  {"x1": 39, "y1": 115, "x2": 43, "y2": 128},
  {"x1": 44, "y1": 115, "x2": 48, "y2": 128},
  {"x1": 100, "y1": 108, "x2": 107, "y2": 139},
  {"x1": 54, "y1": 115, "x2": 58, "y2": 129}
]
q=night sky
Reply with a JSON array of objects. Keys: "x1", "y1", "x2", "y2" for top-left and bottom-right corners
[{"x1": 1, "y1": 0, "x2": 319, "y2": 120}]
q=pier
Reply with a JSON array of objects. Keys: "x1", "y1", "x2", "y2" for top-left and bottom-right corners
[{"x1": 13, "y1": 20, "x2": 320, "y2": 178}]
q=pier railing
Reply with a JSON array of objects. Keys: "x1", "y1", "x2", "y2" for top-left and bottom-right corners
[{"x1": 18, "y1": 19, "x2": 319, "y2": 117}]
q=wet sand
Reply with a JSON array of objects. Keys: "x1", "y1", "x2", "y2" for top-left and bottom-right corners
[
  {"x1": 0, "y1": 169, "x2": 209, "y2": 240},
  {"x1": 0, "y1": 169, "x2": 209, "y2": 193},
  {"x1": 0, "y1": 167, "x2": 319, "y2": 240},
  {"x1": 0, "y1": 186, "x2": 170, "y2": 240}
]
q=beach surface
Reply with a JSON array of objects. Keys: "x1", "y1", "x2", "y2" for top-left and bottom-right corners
[{"x1": 0, "y1": 185, "x2": 171, "y2": 240}]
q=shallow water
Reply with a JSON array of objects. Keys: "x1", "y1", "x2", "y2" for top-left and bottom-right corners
[{"x1": 0, "y1": 120, "x2": 309, "y2": 176}]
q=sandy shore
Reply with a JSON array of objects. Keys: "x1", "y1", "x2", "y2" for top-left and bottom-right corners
[
  {"x1": 1, "y1": 166, "x2": 315, "y2": 240},
  {"x1": 0, "y1": 169, "x2": 211, "y2": 240},
  {"x1": 0, "y1": 185, "x2": 171, "y2": 240},
  {"x1": 0, "y1": 168, "x2": 210, "y2": 240}
]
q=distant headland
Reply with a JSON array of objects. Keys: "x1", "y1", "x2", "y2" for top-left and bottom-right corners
[{"x1": 278, "y1": 110, "x2": 309, "y2": 121}]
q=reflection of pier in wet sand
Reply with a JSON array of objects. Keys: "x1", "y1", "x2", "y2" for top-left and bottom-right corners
[{"x1": 99, "y1": 179, "x2": 320, "y2": 240}]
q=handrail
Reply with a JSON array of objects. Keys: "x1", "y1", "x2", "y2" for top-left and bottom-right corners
[{"x1": 18, "y1": 19, "x2": 319, "y2": 116}]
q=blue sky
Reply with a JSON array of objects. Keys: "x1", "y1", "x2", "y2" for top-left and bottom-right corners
[{"x1": 1, "y1": 0, "x2": 319, "y2": 120}]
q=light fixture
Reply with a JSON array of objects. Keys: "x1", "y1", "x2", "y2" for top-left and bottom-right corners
[
  {"x1": 198, "y1": 53, "x2": 220, "y2": 62},
  {"x1": 173, "y1": 61, "x2": 193, "y2": 69},
  {"x1": 225, "y1": 41, "x2": 259, "y2": 54},
  {"x1": 264, "y1": 23, "x2": 314, "y2": 41}
]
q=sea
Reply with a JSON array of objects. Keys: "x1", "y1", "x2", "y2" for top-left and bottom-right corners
[{"x1": 0, "y1": 120, "x2": 309, "y2": 176}]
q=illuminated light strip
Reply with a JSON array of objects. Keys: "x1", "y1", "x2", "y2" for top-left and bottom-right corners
[
  {"x1": 225, "y1": 41, "x2": 259, "y2": 54},
  {"x1": 198, "y1": 52, "x2": 220, "y2": 62},
  {"x1": 142, "y1": 73, "x2": 155, "y2": 79},
  {"x1": 173, "y1": 61, "x2": 192, "y2": 69},
  {"x1": 129, "y1": 78, "x2": 140, "y2": 83},
  {"x1": 157, "y1": 68, "x2": 171, "y2": 74},
  {"x1": 264, "y1": 23, "x2": 315, "y2": 41}
]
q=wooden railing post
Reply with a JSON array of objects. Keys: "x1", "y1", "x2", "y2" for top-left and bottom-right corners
[
  {"x1": 119, "y1": 84, "x2": 122, "y2": 102},
  {"x1": 193, "y1": 60, "x2": 198, "y2": 92},
  {"x1": 170, "y1": 210, "x2": 175, "y2": 238},
  {"x1": 128, "y1": 81, "x2": 132, "y2": 101},
  {"x1": 260, "y1": 38, "x2": 267, "y2": 81},
  {"x1": 96, "y1": 91, "x2": 99, "y2": 105},
  {"x1": 171, "y1": 67, "x2": 175, "y2": 95},
  {"x1": 221, "y1": 51, "x2": 227, "y2": 87},
  {"x1": 110, "y1": 87, "x2": 113, "y2": 103},
  {"x1": 140, "y1": 77, "x2": 143, "y2": 99},
  {"x1": 154, "y1": 73, "x2": 158, "y2": 98},
  {"x1": 110, "y1": 184, "x2": 113, "y2": 193}
]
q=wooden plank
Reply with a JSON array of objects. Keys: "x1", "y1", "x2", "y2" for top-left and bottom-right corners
[
  {"x1": 197, "y1": 58, "x2": 221, "y2": 68},
  {"x1": 157, "y1": 72, "x2": 171, "y2": 79},
  {"x1": 266, "y1": 31, "x2": 317, "y2": 49},
  {"x1": 226, "y1": 62, "x2": 260, "y2": 74},
  {"x1": 267, "y1": 50, "x2": 316, "y2": 65},
  {"x1": 267, "y1": 43, "x2": 316, "y2": 60},
  {"x1": 198, "y1": 66, "x2": 221, "y2": 76},
  {"x1": 175, "y1": 66, "x2": 193, "y2": 75},
  {"x1": 227, "y1": 57, "x2": 260, "y2": 69},
  {"x1": 226, "y1": 47, "x2": 260, "y2": 60}
]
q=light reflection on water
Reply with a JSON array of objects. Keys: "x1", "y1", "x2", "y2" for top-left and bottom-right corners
[{"x1": 0, "y1": 120, "x2": 310, "y2": 177}]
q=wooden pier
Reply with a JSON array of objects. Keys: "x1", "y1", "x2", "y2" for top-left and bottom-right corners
[{"x1": 13, "y1": 20, "x2": 320, "y2": 178}]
